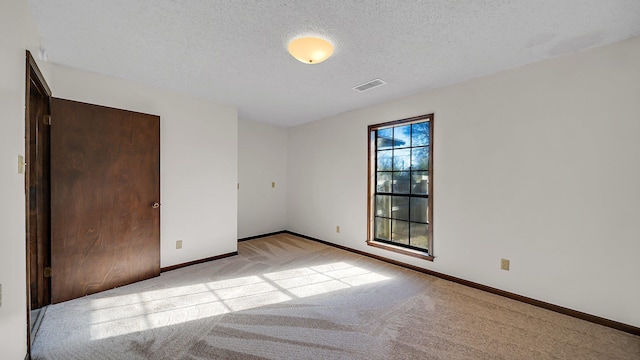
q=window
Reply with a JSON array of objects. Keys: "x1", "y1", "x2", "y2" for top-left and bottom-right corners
[{"x1": 367, "y1": 114, "x2": 434, "y2": 260}]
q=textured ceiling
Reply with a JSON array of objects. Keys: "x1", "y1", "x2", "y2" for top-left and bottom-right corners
[{"x1": 27, "y1": 0, "x2": 640, "y2": 127}]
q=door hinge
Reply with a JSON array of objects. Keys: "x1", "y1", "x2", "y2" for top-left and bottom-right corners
[
  {"x1": 44, "y1": 267, "x2": 51, "y2": 278},
  {"x1": 43, "y1": 115, "x2": 51, "y2": 125}
]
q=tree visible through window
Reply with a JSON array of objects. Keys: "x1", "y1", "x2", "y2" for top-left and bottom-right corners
[{"x1": 368, "y1": 114, "x2": 433, "y2": 260}]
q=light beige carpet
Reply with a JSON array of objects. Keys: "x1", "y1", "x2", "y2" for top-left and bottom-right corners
[{"x1": 32, "y1": 234, "x2": 640, "y2": 359}]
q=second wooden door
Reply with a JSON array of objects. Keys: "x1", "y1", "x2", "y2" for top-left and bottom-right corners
[{"x1": 50, "y1": 98, "x2": 160, "y2": 304}]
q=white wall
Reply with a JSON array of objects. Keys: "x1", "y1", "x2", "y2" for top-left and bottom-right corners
[
  {"x1": 287, "y1": 36, "x2": 640, "y2": 327},
  {"x1": 238, "y1": 119, "x2": 287, "y2": 238},
  {"x1": 0, "y1": 0, "x2": 47, "y2": 358},
  {"x1": 49, "y1": 65, "x2": 238, "y2": 268}
]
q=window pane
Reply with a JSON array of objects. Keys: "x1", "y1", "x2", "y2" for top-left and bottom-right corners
[
  {"x1": 410, "y1": 197, "x2": 428, "y2": 223},
  {"x1": 376, "y1": 128, "x2": 394, "y2": 150},
  {"x1": 393, "y1": 148, "x2": 411, "y2": 171},
  {"x1": 376, "y1": 172, "x2": 392, "y2": 192},
  {"x1": 410, "y1": 223, "x2": 429, "y2": 250},
  {"x1": 391, "y1": 196, "x2": 409, "y2": 221},
  {"x1": 375, "y1": 195, "x2": 392, "y2": 218},
  {"x1": 375, "y1": 217, "x2": 391, "y2": 240},
  {"x1": 412, "y1": 122, "x2": 430, "y2": 147},
  {"x1": 370, "y1": 116, "x2": 433, "y2": 256},
  {"x1": 391, "y1": 219, "x2": 410, "y2": 245},
  {"x1": 377, "y1": 150, "x2": 392, "y2": 171},
  {"x1": 394, "y1": 125, "x2": 411, "y2": 148},
  {"x1": 411, "y1": 171, "x2": 429, "y2": 195},
  {"x1": 392, "y1": 171, "x2": 410, "y2": 193},
  {"x1": 411, "y1": 146, "x2": 429, "y2": 170}
]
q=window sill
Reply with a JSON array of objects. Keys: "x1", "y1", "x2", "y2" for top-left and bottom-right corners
[{"x1": 366, "y1": 240, "x2": 434, "y2": 261}]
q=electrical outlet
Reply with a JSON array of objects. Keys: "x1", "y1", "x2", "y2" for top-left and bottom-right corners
[
  {"x1": 272, "y1": 182, "x2": 276, "y2": 188},
  {"x1": 176, "y1": 240, "x2": 183, "y2": 249},
  {"x1": 336, "y1": 226, "x2": 340, "y2": 233},
  {"x1": 501, "y1": 258, "x2": 510, "y2": 271}
]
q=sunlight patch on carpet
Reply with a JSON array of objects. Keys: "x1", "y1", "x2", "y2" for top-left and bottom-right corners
[{"x1": 89, "y1": 262, "x2": 389, "y2": 340}]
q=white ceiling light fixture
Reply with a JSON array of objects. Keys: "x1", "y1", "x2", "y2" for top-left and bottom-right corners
[{"x1": 288, "y1": 36, "x2": 334, "y2": 65}]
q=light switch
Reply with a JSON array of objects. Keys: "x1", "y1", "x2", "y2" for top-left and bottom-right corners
[
  {"x1": 272, "y1": 182, "x2": 276, "y2": 188},
  {"x1": 18, "y1": 155, "x2": 25, "y2": 174}
]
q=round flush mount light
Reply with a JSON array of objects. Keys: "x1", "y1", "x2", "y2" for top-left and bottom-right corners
[{"x1": 288, "y1": 36, "x2": 334, "y2": 64}]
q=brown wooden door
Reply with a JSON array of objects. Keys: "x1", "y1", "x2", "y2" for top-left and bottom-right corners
[
  {"x1": 26, "y1": 57, "x2": 52, "y2": 310},
  {"x1": 50, "y1": 98, "x2": 160, "y2": 304}
]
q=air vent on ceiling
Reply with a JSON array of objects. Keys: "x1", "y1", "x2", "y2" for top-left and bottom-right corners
[{"x1": 353, "y1": 78, "x2": 386, "y2": 92}]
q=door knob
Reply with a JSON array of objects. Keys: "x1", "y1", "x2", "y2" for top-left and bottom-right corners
[{"x1": 152, "y1": 202, "x2": 160, "y2": 208}]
